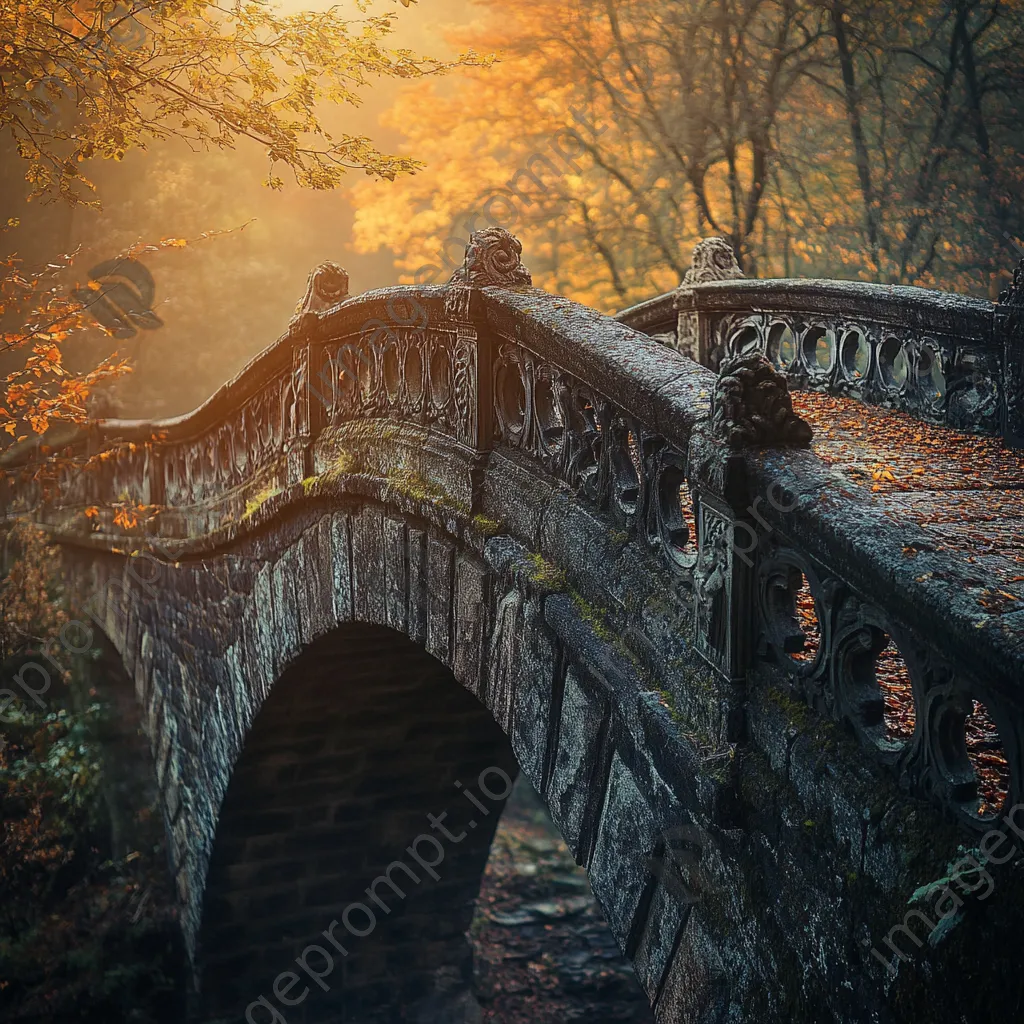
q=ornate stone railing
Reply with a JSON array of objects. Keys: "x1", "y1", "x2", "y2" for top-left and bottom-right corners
[
  {"x1": 616, "y1": 239, "x2": 1024, "y2": 445},
  {"x1": 6, "y1": 229, "x2": 1022, "y2": 840}
]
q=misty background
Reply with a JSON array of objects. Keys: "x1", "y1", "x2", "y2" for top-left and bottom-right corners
[{"x1": 0, "y1": 0, "x2": 474, "y2": 419}]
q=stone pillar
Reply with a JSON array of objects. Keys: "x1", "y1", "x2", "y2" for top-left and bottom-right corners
[
  {"x1": 688, "y1": 352, "x2": 812, "y2": 697},
  {"x1": 999, "y1": 257, "x2": 1024, "y2": 448},
  {"x1": 688, "y1": 442, "x2": 755, "y2": 687},
  {"x1": 285, "y1": 260, "x2": 350, "y2": 479},
  {"x1": 286, "y1": 342, "x2": 313, "y2": 483},
  {"x1": 447, "y1": 227, "x2": 533, "y2": 503}
]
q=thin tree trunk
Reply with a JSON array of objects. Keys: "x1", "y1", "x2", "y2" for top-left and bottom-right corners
[{"x1": 831, "y1": 0, "x2": 881, "y2": 278}]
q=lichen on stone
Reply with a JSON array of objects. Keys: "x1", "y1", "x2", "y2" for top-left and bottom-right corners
[
  {"x1": 471, "y1": 513, "x2": 503, "y2": 537},
  {"x1": 386, "y1": 467, "x2": 470, "y2": 516}
]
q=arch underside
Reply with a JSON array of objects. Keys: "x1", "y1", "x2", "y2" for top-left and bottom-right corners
[{"x1": 199, "y1": 624, "x2": 519, "y2": 1023}]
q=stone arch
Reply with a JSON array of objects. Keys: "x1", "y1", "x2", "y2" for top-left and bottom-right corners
[
  {"x1": 195, "y1": 622, "x2": 521, "y2": 1024},
  {"x1": 58, "y1": 486, "x2": 710, "y2": 1024}
]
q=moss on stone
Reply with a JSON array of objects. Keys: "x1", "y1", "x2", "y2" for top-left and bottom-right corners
[
  {"x1": 386, "y1": 467, "x2": 470, "y2": 516},
  {"x1": 330, "y1": 449, "x2": 362, "y2": 475},
  {"x1": 569, "y1": 587, "x2": 615, "y2": 643},
  {"x1": 654, "y1": 687, "x2": 685, "y2": 726},
  {"x1": 738, "y1": 750, "x2": 783, "y2": 807},
  {"x1": 242, "y1": 483, "x2": 281, "y2": 520},
  {"x1": 313, "y1": 448, "x2": 365, "y2": 485},
  {"x1": 766, "y1": 684, "x2": 812, "y2": 730},
  {"x1": 471, "y1": 513, "x2": 503, "y2": 537},
  {"x1": 526, "y1": 552, "x2": 568, "y2": 592},
  {"x1": 568, "y1": 587, "x2": 647, "y2": 671}
]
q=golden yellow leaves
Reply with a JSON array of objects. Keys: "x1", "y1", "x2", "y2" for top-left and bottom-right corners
[
  {"x1": 870, "y1": 464, "x2": 896, "y2": 491},
  {"x1": 113, "y1": 506, "x2": 138, "y2": 530}
]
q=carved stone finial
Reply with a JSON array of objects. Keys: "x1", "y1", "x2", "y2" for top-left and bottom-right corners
[
  {"x1": 296, "y1": 261, "x2": 350, "y2": 317},
  {"x1": 449, "y1": 227, "x2": 532, "y2": 288},
  {"x1": 671, "y1": 238, "x2": 745, "y2": 359},
  {"x1": 711, "y1": 352, "x2": 813, "y2": 448},
  {"x1": 85, "y1": 383, "x2": 124, "y2": 420},
  {"x1": 999, "y1": 257, "x2": 1024, "y2": 307},
  {"x1": 681, "y1": 237, "x2": 744, "y2": 288}
]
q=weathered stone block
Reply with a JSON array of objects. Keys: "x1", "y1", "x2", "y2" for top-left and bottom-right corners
[
  {"x1": 383, "y1": 515, "x2": 408, "y2": 635},
  {"x1": 656, "y1": 910, "x2": 728, "y2": 1024},
  {"x1": 508, "y1": 595, "x2": 558, "y2": 791},
  {"x1": 452, "y1": 553, "x2": 488, "y2": 695},
  {"x1": 300, "y1": 517, "x2": 335, "y2": 643},
  {"x1": 330, "y1": 511, "x2": 353, "y2": 623},
  {"x1": 407, "y1": 526, "x2": 429, "y2": 645},
  {"x1": 135, "y1": 628, "x2": 154, "y2": 709},
  {"x1": 547, "y1": 665, "x2": 607, "y2": 860},
  {"x1": 271, "y1": 545, "x2": 303, "y2": 672},
  {"x1": 589, "y1": 752, "x2": 657, "y2": 946},
  {"x1": 351, "y1": 507, "x2": 387, "y2": 626},
  {"x1": 632, "y1": 883, "x2": 689, "y2": 1000},
  {"x1": 426, "y1": 534, "x2": 455, "y2": 665}
]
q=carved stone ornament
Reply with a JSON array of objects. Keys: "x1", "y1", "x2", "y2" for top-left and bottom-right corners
[
  {"x1": 295, "y1": 261, "x2": 350, "y2": 317},
  {"x1": 999, "y1": 257, "x2": 1024, "y2": 308},
  {"x1": 449, "y1": 227, "x2": 533, "y2": 288},
  {"x1": 674, "y1": 237, "x2": 744, "y2": 358},
  {"x1": 711, "y1": 352, "x2": 813, "y2": 447},
  {"x1": 681, "y1": 237, "x2": 744, "y2": 287},
  {"x1": 694, "y1": 511, "x2": 731, "y2": 664}
]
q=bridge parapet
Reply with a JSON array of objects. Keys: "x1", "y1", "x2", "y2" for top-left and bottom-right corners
[{"x1": 617, "y1": 243, "x2": 1024, "y2": 445}]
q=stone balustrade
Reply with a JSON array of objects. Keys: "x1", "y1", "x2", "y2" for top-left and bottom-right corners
[{"x1": 617, "y1": 241, "x2": 1024, "y2": 445}]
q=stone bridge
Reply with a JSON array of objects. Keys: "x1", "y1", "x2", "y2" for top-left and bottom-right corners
[{"x1": 5, "y1": 230, "x2": 1024, "y2": 1024}]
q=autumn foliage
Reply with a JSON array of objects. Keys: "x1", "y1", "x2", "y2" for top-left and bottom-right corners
[{"x1": 352, "y1": 0, "x2": 1024, "y2": 309}]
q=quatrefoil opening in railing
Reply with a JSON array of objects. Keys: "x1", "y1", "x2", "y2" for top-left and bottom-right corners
[
  {"x1": 449, "y1": 227, "x2": 533, "y2": 288},
  {"x1": 710, "y1": 352, "x2": 814, "y2": 447}
]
